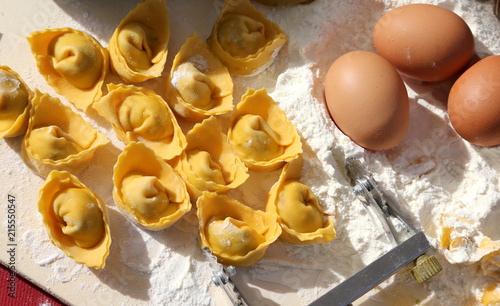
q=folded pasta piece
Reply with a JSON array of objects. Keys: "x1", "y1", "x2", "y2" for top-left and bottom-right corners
[
  {"x1": 266, "y1": 156, "x2": 335, "y2": 245},
  {"x1": 197, "y1": 192, "x2": 281, "y2": 266},
  {"x1": 166, "y1": 33, "x2": 233, "y2": 121},
  {"x1": 228, "y1": 88, "x2": 302, "y2": 171},
  {"x1": 109, "y1": 0, "x2": 170, "y2": 82},
  {"x1": 21, "y1": 90, "x2": 109, "y2": 177},
  {"x1": 27, "y1": 28, "x2": 109, "y2": 110},
  {"x1": 38, "y1": 170, "x2": 111, "y2": 269},
  {"x1": 207, "y1": 0, "x2": 287, "y2": 75},
  {"x1": 173, "y1": 116, "x2": 248, "y2": 202},
  {"x1": 92, "y1": 84, "x2": 186, "y2": 160},
  {"x1": 113, "y1": 142, "x2": 191, "y2": 230},
  {"x1": 0, "y1": 66, "x2": 33, "y2": 139}
]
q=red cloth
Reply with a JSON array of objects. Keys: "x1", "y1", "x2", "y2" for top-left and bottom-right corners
[{"x1": 1, "y1": 263, "x2": 66, "y2": 306}]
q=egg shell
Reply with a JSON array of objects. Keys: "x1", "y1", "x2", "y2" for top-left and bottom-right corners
[
  {"x1": 373, "y1": 4, "x2": 474, "y2": 82},
  {"x1": 324, "y1": 51, "x2": 409, "y2": 151},
  {"x1": 448, "y1": 55, "x2": 500, "y2": 147}
]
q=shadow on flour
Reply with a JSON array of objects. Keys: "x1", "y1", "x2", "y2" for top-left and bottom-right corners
[
  {"x1": 380, "y1": 95, "x2": 469, "y2": 195},
  {"x1": 92, "y1": 208, "x2": 152, "y2": 302}
]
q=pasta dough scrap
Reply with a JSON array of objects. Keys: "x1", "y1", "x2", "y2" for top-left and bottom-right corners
[
  {"x1": 266, "y1": 156, "x2": 336, "y2": 245},
  {"x1": 109, "y1": 0, "x2": 170, "y2": 82},
  {"x1": 21, "y1": 90, "x2": 109, "y2": 177},
  {"x1": 439, "y1": 217, "x2": 500, "y2": 265},
  {"x1": 166, "y1": 33, "x2": 233, "y2": 121},
  {"x1": 113, "y1": 142, "x2": 191, "y2": 230},
  {"x1": 197, "y1": 192, "x2": 281, "y2": 266},
  {"x1": 228, "y1": 88, "x2": 302, "y2": 171},
  {"x1": 27, "y1": 28, "x2": 109, "y2": 110},
  {"x1": 38, "y1": 170, "x2": 111, "y2": 269},
  {"x1": 173, "y1": 116, "x2": 248, "y2": 202},
  {"x1": 207, "y1": 0, "x2": 287, "y2": 75},
  {"x1": 0, "y1": 66, "x2": 32, "y2": 139},
  {"x1": 93, "y1": 84, "x2": 186, "y2": 161}
]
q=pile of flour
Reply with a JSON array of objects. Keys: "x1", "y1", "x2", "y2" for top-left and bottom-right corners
[{"x1": 1, "y1": 0, "x2": 499, "y2": 305}]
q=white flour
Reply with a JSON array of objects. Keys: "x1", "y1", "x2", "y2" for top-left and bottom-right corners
[{"x1": 1, "y1": 0, "x2": 500, "y2": 305}]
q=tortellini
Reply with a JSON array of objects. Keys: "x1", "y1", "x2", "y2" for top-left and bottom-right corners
[
  {"x1": 207, "y1": 0, "x2": 287, "y2": 75},
  {"x1": 109, "y1": 0, "x2": 170, "y2": 82},
  {"x1": 173, "y1": 116, "x2": 248, "y2": 202},
  {"x1": 38, "y1": 170, "x2": 111, "y2": 269},
  {"x1": 21, "y1": 90, "x2": 109, "y2": 177},
  {"x1": 113, "y1": 142, "x2": 191, "y2": 230},
  {"x1": 166, "y1": 33, "x2": 233, "y2": 121},
  {"x1": 266, "y1": 156, "x2": 336, "y2": 245},
  {"x1": 197, "y1": 192, "x2": 281, "y2": 266},
  {"x1": 228, "y1": 88, "x2": 302, "y2": 171},
  {"x1": 92, "y1": 84, "x2": 186, "y2": 160},
  {"x1": 0, "y1": 66, "x2": 32, "y2": 139},
  {"x1": 27, "y1": 28, "x2": 109, "y2": 110}
]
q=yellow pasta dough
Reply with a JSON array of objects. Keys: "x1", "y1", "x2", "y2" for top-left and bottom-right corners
[
  {"x1": 166, "y1": 33, "x2": 233, "y2": 121},
  {"x1": 27, "y1": 28, "x2": 109, "y2": 110},
  {"x1": 228, "y1": 88, "x2": 302, "y2": 171},
  {"x1": 0, "y1": 66, "x2": 32, "y2": 139},
  {"x1": 173, "y1": 116, "x2": 248, "y2": 202},
  {"x1": 207, "y1": 0, "x2": 287, "y2": 75},
  {"x1": 93, "y1": 84, "x2": 186, "y2": 160},
  {"x1": 38, "y1": 170, "x2": 111, "y2": 269},
  {"x1": 113, "y1": 142, "x2": 191, "y2": 230},
  {"x1": 197, "y1": 192, "x2": 281, "y2": 266},
  {"x1": 109, "y1": 0, "x2": 170, "y2": 82},
  {"x1": 254, "y1": 0, "x2": 315, "y2": 6},
  {"x1": 21, "y1": 90, "x2": 109, "y2": 177},
  {"x1": 266, "y1": 156, "x2": 336, "y2": 245}
]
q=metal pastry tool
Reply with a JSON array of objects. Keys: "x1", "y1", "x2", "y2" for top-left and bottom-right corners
[
  {"x1": 310, "y1": 157, "x2": 441, "y2": 306},
  {"x1": 203, "y1": 247, "x2": 250, "y2": 306}
]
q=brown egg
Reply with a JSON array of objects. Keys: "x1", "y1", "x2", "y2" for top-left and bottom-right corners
[
  {"x1": 324, "y1": 51, "x2": 409, "y2": 151},
  {"x1": 448, "y1": 56, "x2": 500, "y2": 147},
  {"x1": 373, "y1": 4, "x2": 474, "y2": 82}
]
